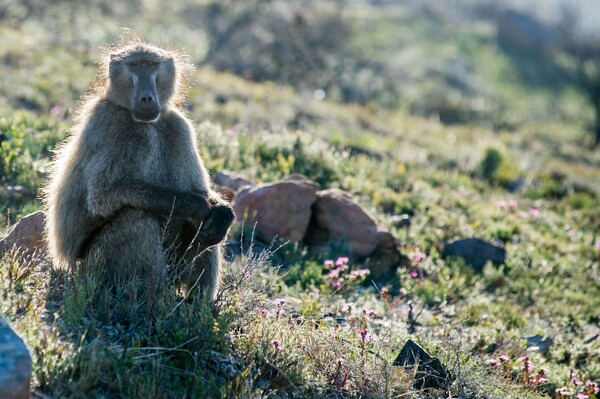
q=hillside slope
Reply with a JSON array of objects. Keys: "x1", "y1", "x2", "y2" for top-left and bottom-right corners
[{"x1": 1, "y1": 1, "x2": 600, "y2": 398}]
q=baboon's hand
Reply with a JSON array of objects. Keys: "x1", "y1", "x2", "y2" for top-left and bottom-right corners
[{"x1": 197, "y1": 201, "x2": 235, "y2": 246}]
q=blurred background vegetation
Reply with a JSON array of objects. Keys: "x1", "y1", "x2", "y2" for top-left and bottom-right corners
[
  {"x1": 2, "y1": 0, "x2": 600, "y2": 227},
  {"x1": 2, "y1": 1, "x2": 600, "y2": 398}
]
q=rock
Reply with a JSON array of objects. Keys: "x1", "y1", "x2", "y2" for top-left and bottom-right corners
[
  {"x1": 233, "y1": 174, "x2": 318, "y2": 243},
  {"x1": 304, "y1": 189, "x2": 384, "y2": 257},
  {"x1": 213, "y1": 171, "x2": 253, "y2": 203},
  {"x1": 441, "y1": 238, "x2": 505, "y2": 272},
  {"x1": 217, "y1": 187, "x2": 236, "y2": 203},
  {"x1": 3, "y1": 185, "x2": 33, "y2": 199},
  {"x1": 0, "y1": 316, "x2": 32, "y2": 399},
  {"x1": 366, "y1": 231, "x2": 404, "y2": 278},
  {"x1": 497, "y1": 10, "x2": 557, "y2": 52},
  {"x1": 526, "y1": 334, "x2": 553, "y2": 354},
  {"x1": 213, "y1": 171, "x2": 252, "y2": 192},
  {"x1": 0, "y1": 211, "x2": 46, "y2": 257},
  {"x1": 393, "y1": 339, "x2": 453, "y2": 391},
  {"x1": 391, "y1": 214, "x2": 411, "y2": 229}
]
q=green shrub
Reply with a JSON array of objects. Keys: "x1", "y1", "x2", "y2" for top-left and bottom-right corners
[
  {"x1": 480, "y1": 147, "x2": 503, "y2": 181},
  {"x1": 284, "y1": 261, "x2": 325, "y2": 289},
  {"x1": 567, "y1": 191, "x2": 597, "y2": 210}
]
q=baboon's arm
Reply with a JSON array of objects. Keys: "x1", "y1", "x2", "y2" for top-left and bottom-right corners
[{"x1": 87, "y1": 177, "x2": 212, "y2": 220}]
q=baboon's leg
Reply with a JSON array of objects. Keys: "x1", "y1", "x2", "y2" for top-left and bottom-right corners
[{"x1": 83, "y1": 208, "x2": 166, "y2": 287}]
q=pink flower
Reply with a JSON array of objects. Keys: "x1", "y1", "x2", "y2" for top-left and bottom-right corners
[
  {"x1": 485, "y1": 358, "x2": 499, "y2": 367},
  {"x1": 50, "y1": 104, "x2": 64, "y2": 118},
  {"x1": 517, "y1": 211, "x2": 529, "y2": 219},
  {"x1": 409, "y1": 270, "x2": 418, "y2": 278},
  {"x1": 363, "y1": 309, "x2": 376, "y2": 320},
  {"x1": 328, "y1": 268, "x2": 341, "y2": 278},
  {"x1": 359, "y1": 328, "x2": 372, "y2": 343},
  {"x1": 575, "y1": 393, "x2": 589, "y2": 399},
  {"x1": 410, "y1": 246, "x2": 427, "y2": 263},
  {"x1": 572, "y1": 378, "x2": 584, "y2": 386},
  {"x1": 496, "y1": 200, "x2": 507, "y2": 209},
  {"x1": 226, "y1": 129, "x2": 237, "y2": 137},
  {"x1": 529, "y1": 207, "x2": 540, "y2": 217},
  {"x1": 517, "y1": 355, "x2": 534, "y2": 372},
  {"x1": 335, "y1": 256, "x2": 349, "y2": 266},
  {"x1": 275, "y1": 298, "x2": 286, "y2": 307},
  {"x1": 556, "y1": 387, "x2": 573, "y2": 397},
  {"x1": 270, "y1": 339, "x2": 282, "y2": 352},
  {"x1": 341, "y1": 302, "x2": 354, "y2": 313},
  {"x1": 331, "y1": 279, "x2": 343, "y2": 289},
  {"x1": 324, "y1": 259, "x2": 335, "y2": 268},
  {"x1": 507, "y1": 199, "x2": 518, "y2": 208},
  {"x1": 585, "y1": 380, "x2": 599, "y2": 394},
  {"x1": 497, "y1": 354, "x2": 510, "y2": 362},
  {"x1": 531, "y1": 369, "x2": 548, "y2": 385},
  {"x1": 273, "y1": 298, "x2": 286, "y2": 318},
  {"x1": 595, "y1": 240, "x2": 600, "y2": 251},
  {"x1": 350, "y1": 268, "x2": 370, "y2": 277}
]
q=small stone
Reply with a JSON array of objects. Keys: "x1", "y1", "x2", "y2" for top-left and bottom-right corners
[
  {"x1": 393, "y1": 339, "x2": 453, "y2": 390},
  {"x1": 391, "y1": 214, "x2": 411, "y2": 229},
  {"x1": 441, "y1": 238, "x2": 506, "y2": 272},
  {"x1": 526, "y1": 335, "x2": 553, "y2": 354},
  {"x1": 0, "y1": 316, "x2": 32, "y2": 399},
  {"x1": 5, "y1": 185, "x2": 33, "y2": 198}
]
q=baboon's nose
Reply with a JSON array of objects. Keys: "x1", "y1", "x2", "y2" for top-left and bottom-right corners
[{"x1": 140, "y1": 96, "x2": 153, "y2": 103}]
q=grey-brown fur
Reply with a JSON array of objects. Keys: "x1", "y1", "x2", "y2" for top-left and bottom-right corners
[{"x1": 44, "y1": 36, "x2": 233, "y2": 299}]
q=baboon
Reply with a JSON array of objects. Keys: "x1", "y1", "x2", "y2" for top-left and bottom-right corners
[{"x1": 44, "y1": 36, "x2": 234, "y2": 299}]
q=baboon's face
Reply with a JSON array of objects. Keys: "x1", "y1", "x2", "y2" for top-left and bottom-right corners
[{"x1": 107, "y1": 46, "x2": 176, "y2": 123}]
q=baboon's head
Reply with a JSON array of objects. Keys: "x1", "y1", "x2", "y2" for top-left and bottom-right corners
[{"x1": 104, "y1": 44, "x2": 183, "y2": 123}]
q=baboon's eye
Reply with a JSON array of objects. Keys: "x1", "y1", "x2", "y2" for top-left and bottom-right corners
[
  {"x1": 128, "y1": 60, "x2": 141, "y2": 67},
  {"x1": 145, "y1": 60, "x2": 158, "y2": 67}
]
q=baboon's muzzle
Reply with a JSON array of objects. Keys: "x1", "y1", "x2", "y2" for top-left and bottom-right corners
[{"x1": 132, "y1": 76, "x2": 160, "y2": 122}]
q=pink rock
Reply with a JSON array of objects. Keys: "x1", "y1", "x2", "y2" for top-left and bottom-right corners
[
  {"x1": 233, "y1": 174, "x2": 318, "y2": 242},
  {"x1": 304, "y1": 189, "x2": 383, "y2": 256},
  {"x1": 0, "y1": 211, "x2": 46, "y2": 257}
]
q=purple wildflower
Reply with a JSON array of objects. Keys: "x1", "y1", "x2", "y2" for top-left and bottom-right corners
[
  {"x1": 497, "y1": 354, "x2": 510, "y2": 362},
  {"x1": 335, "y1": 256, "x2": 349, "y2": 267},
  {"x1": 359, "y1": 328, "x2": 372, "y2": 343},
  {"x1": 270, "y1": 339, "x2": 282, "y2": 353},
  {"x1": 556, "y1": 387, "x2": 573, "y2": 397},
  {"x1": 517, "y1": 355, "x2": 534, "y2": 372},
  {"x1": 586, "y1": 380, "x2": 599, "y2": 394},
  {"x1": 50, "y1": 105, "x2": 65, "y2": 118},
  {"x1": 350, "y1": 268, "x2": 370, "y2": 277}
]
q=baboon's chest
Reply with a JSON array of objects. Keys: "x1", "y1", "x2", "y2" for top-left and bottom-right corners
[
  {"x1": 125, "y1": 126, "x2": 196, "y2": 188},
  {"x1": 122, "y1": 127, "x2": 165, "y2": 182}
]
